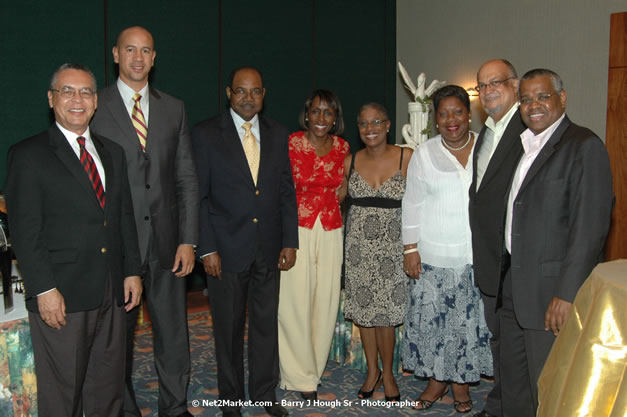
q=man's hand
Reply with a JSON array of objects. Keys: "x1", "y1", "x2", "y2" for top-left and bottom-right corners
[
  {"x1": 37, "y1": 289, "x2": 66, "y2": 329},
  {"x1": 124, "y1": 275, "x2": 143, "y2": 312},
  {"x1": 278, "y1": 248, "x2": 296, "y2": 271},
  {"x1": 202, "y1": 252, "x2": 222, "y2": 279},
  {"x1": 544, "y1": 297, "x2": 573, "y2": 336},
  {"x1": 172, "y1": 244, "x2": 195, "y2": 277}
]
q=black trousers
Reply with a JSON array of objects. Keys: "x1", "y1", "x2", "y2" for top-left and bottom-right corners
[
  {"x1": 30, "y1": 277, "x2": 125, "y2": 417},
  {"x1": 123, "y1": 237, "x2": 190, "y2": 417},
  {"x1": 498, "y1": 269, "x2": 555, "y2": 417},
  {"x1": 208, "y1": 242, "x2": 280, "y2": 413}
]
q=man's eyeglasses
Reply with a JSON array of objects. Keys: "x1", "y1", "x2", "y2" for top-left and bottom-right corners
[
  {"x1": 231, "y1": 88, "x2": 263, "y2": 98},
  {"x1": 473, "y1": 77, "x2": 515, "y2": 92},
  {"x1": 358, "y1": 119, "x2": 388, "y2": 129},
  {"x1": 50, "y1": 87, "x2": 95, "y2": 99},
  {"x1": 519, "y1": 91, "x2": 560, "y2": 105}
]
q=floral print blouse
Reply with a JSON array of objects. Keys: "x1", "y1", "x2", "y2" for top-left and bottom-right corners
[{"x1": 289, "y1": 131, "x2": 349, "y2": 230}]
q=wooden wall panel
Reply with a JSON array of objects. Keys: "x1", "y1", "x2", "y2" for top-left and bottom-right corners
[{"x1": 605, "y1": 12, "x2": 627, "y2": 260}]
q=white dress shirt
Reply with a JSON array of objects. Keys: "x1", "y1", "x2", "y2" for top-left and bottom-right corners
[
  {"x1": 230, "y1": 108, "x2": 261, "y2": 149},
  {"x1": 475, "y1": 103, "x2": 519, "y2": 190},
  {"x1": 116, "y1": 78, "x2": 150, "y2": 124},
  {"x1": 402, "y1": 134, "x2": 476, "y2": 268},
  {"x1": 56, "y1": 122, "x2": 106, "y2": 190},
  {"x1": 505, "y1": 114, "x2": 565, "y2": 253}
]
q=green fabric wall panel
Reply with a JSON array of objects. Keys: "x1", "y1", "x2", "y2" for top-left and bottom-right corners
[
  {"x1": 0, "y1": 1, "x2": 104, "y2": 184},
  {"x1": 105, "y1": 0, "x2": 220, "y2": 126},
  {"x1": 221, "y1": 1, "x2": 313, "y2": 132}
]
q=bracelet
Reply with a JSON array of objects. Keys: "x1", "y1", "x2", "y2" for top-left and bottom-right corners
[{"x1": 403, "y1": 248, "x2": 418, "y2": 255}]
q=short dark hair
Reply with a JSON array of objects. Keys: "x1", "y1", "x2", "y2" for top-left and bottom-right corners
[
  {"x1": 228, "y1": 66, "x2": 264, "y2": 88},
  {"x1": 520, "y1": 68, "x2": 563, "y2": 93},
  {"x1": 298, "y1": 89, "x2": 345, "y2": 135},
  {"x1": 357, "y1": 102, "x2": 389, "y2": 122},
  {"x1": 432, "y1": 85, "x2": 470, "y2": 113},
  {"x1": 49, "y1": 63, "x2": 97, "y2": 91}
]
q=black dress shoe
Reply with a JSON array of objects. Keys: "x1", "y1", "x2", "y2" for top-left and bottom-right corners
[
  {"x1": 300, "y1": 391, "x2": 317, "y2": 400},
  {"x1": 264, "y1": 403, "x2": 289, "y2": 417},
  {"x1": 176, "y1": 412, "x2": 194, "y2": 417},
  {"x1": 221, "y1": 410, "x2": 243, "y2": 417},
  {"x1": 472, "y1": 411, "x2": 497, "y2": 417}
]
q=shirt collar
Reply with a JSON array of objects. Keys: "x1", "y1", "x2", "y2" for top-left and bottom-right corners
[
  {"x1": 485, "y1": 102, "x2": 519, "y2": 132},
  {"x1": 56, "y1": 122, "x2": 91, "y2": 143},
  {"x1": 519, "y1": 113, "x2": 566, "y2": 155},
  {"x1": 116, "y1": 78, "x2": 149, "y2": 105},
  {"x1": 230, "y1": 108, "x2": 259, "y2": 130}
]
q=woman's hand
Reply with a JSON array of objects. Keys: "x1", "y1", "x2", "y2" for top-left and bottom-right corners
[{"x1": 403, "y1": 248, "x2": 422, "y2": 279}]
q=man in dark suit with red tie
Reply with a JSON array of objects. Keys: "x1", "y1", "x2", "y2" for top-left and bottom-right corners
[
  {"x1": 5, "y1": 63, "x2": 142, "y2": 417},
  {"x1": 192, "y1": 67, "x2": 298, "y2": 417}
]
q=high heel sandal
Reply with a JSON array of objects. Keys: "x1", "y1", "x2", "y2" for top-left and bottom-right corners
[
  {"x1": 412, "y1": 386, "x2": 449, "y2": 410},
  {"x1": 357, "y1": 370, "x2": 382, "y2": 399}
]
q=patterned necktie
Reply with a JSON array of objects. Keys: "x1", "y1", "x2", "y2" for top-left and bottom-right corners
[
  {"x1": 242, "y1": 122, "x2": 260, "y2": 184},
  {"x1": 77, "y1": 136, "x2": 105, "y2": 209},
  {"x1": 132, "y1": 93, "x2": 148, "y2": 151}
]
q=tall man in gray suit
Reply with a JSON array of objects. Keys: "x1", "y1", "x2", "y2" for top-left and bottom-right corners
[
  {"x1": 91, "y1": 26, "x2": 199, "y2": 417},
  {"x1": 469, "y1": 59, "x2": 525, "y2": 417},
  {"x1": 500, "y1": 69, "x2": 613, "y2": 417}
]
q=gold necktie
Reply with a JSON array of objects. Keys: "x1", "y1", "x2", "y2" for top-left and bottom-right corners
[
  {"x1": 132, "y1": 93, "x2": 148, "y2": 151},
  {"x1": 242, "y1": 122, "x2": 260, "y2": 184}
]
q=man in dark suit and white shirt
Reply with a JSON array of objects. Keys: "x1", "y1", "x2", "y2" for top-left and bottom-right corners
[
  {"x1": 499, "y1": 68, "x2": 613, "y2": 417},
  {"x1": 191, "y1": 67, "x2": 298, "y2": 417},
  {"x1": 469, "y1": 59, "x2": 525, "y2": 417},
  {"x1": 90, "y1": 26, "x2": 199, "y2": 417},
  {"x1": 6, "y1": 63, "x2": 143, "y2": 417}
]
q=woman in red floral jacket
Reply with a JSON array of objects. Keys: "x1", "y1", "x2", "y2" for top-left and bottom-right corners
[{"x1": 278, "y1": 90, "x2": 350, "y2": 400}]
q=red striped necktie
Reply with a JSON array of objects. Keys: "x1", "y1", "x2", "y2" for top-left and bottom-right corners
[{"x1": 76, "y1": 136, "x2": 105, "y2": 209}]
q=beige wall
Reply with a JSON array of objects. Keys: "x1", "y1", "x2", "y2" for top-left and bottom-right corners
[{"x1": 396, "y1": 0, "x2": 626, "y2": 142}]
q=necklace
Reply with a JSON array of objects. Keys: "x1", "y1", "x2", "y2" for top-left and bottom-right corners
[{"x1": 441, "y1": 132, "x2": 472, "y2": 151}]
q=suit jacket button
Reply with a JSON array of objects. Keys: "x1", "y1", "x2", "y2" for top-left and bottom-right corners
[
  {"x1": 145, "y1": 184, "x2": 150, "y2": 189},
  {"x1": 255, "y1": 190, "x2": 260, "y2": 195},
  {"x1": 253, "y1": 218, "x2": 258, "y2": 223},
  {"x1": 144, "y1": 216, "x2": 150, "y2": 221},
  {"x1": 101, "y1": 247, "x2": 107, "y2": 253}
]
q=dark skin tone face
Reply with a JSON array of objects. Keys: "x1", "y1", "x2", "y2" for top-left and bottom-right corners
[{"x1": 226, "y1": 68, "x2": 265, "y2": 121}]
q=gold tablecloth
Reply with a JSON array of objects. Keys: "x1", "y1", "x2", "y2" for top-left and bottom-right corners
[{"x1": 538, "y1": 260, "x2": 627, "y2": 417}]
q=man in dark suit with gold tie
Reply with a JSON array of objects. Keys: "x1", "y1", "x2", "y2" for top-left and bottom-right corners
[
  {"x1": 5, "y1": 63, "x2": 142, "y2": 417},
  {"x1": 91, "y1": 26, "x2": 199, "y2": 417},
  {"x1": 192, "y1": 67, "x2": 298, "y2": 417}
]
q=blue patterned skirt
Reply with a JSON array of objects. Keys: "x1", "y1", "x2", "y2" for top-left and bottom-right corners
[{"x1": 401, "y1": 263, "x2": 493, "y2": 383}]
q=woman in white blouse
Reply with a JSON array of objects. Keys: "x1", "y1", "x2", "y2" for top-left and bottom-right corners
[{"x1": 401, "y1": 85, "x2": 492, "y2": 414}]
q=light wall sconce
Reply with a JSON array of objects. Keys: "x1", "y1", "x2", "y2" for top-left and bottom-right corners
[{"x1": 466, "y1": 88, "x2": 479, "y2": 98}]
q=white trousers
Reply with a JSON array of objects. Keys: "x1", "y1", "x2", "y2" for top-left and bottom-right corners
[{"x1": 278, "y1": 216, "x2": 342, "y2": 391}]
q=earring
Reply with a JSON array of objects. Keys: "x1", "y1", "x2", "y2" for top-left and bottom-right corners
[
  {"x1": 435, "y1": 124, "x2": 439, "y2": 128},
  {"x1": 469, "y1": 118, "x2": 472, "y2": 123},
  {"x1": 305, "y1": 117, "x2": 309, "y2": 122},
  {"x1": 333, "y1": 121, "x2": 336, "y2": 125}
]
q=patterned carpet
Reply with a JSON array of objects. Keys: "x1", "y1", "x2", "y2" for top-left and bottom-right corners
[{"x1": 132, "y1": 309, "x2": 493, "y2": 417}]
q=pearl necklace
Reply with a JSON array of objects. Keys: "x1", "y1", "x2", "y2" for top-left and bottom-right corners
[{"x1": 441, "y1": 132, "x2": 472, "y2": 151}]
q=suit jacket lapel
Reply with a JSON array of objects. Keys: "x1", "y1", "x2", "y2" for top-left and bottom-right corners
[
  {"x1": 145, "y1": 87, "x2": 164, "y2": 153},
  {"x1": 221, "y1": 113, "x2": 255, "y2": 185},
  {"x1": 105, "y1": 86, "x2": 144, "y2": 152},
  {"x1": 471, "y1": 125, "x2": 488, "y2": 193},
  {"x1": 258, "y1": 116, "x2": 272, "y2": 183},
  {"x1": 517, "y1": 116, "x2": 570, "y2": 195},
  {"x1": 49, "y1": 126, "x2": 103, "y2": 211},
  {"x1": 479, "y1": 110, "x2": 524, "y2": 193}
]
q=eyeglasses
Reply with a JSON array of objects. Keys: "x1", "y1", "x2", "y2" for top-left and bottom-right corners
[
  {"x1": 231, "y1": 88, "x2": 263, "y2": 98},
  {"x1": 357, "y1": 119, "x2": 388, "y2": 129},
  {"x1": 519, "y1": 91, "x2": 560, "y2": 105},
  {"x1": 473, "y1": 77, "x2": 515, "y2": 92},
  {"x1": 51, "y1": 86, "x2": 95, "y2": 99}
]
